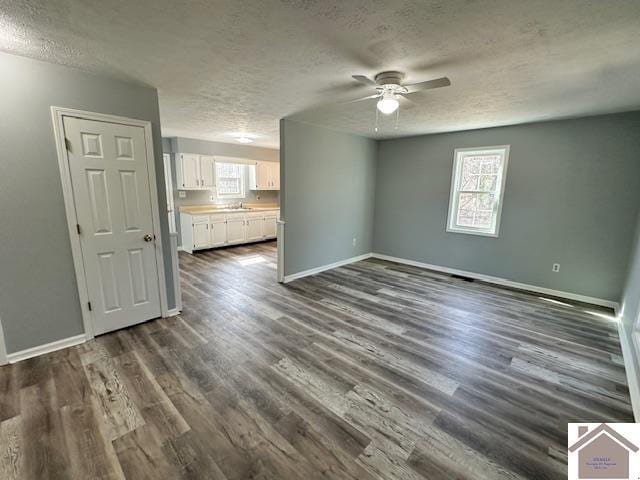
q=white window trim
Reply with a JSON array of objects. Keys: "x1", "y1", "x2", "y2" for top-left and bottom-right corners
[
  {"x1": 215, "y1": 161, "x2": 246, "y2": 199},
  {"x1": 446, "y1": 145, "x2": 510, "y2": 238}
]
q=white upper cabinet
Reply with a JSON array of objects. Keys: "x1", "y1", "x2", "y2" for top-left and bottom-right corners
[
  {"x1": 269, "y1": 162, "x2": 280, "y2": 189},
  {"x1": 178, "y1": 153, "x2": 200, "y2": 189},
  {"x1": 176, "y1": 153, "x2": 216, "y2": 190},
  {"x1": 200, "y1": 155, "x2": 215, "y2": 189},
  {"x1": 249, "y1": 161, "x2": 280, "y2": 191}
]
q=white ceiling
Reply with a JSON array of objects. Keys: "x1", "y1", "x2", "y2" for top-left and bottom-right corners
[{"x1": 1, "y1": 0, "x2": 639, "y2": 148}]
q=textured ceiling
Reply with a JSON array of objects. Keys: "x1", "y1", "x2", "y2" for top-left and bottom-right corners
[{"x1": 1, "y1": 1, "x2": 639, "y2": 148}]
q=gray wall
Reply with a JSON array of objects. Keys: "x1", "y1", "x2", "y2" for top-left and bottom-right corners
[
  {"x1": 171, "y1": 137, "x2": 279, "y2": 161},
  {"x1": 374, "y1": 112, "x2": 640, "y2": 302},
  {"x1": 0, "y1": 52, "x2": 175, "y2": 353},
  {"x1": 281, "y1": 119, "x2": 377, "y2": 276},
  {"x1": 163, "y1": 137, "x2": 280, "y2": 246}
]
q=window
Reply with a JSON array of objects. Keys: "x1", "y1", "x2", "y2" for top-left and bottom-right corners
[
  {"x1": 215, "y1": 162, "x2": 245, "y2": 198},
  {"x1": 446, "y1": 146, "x2": 510, "y2": 237}
]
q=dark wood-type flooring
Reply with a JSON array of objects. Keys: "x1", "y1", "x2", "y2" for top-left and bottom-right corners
[{"x1": 0, "y1": 241, "x2": 633, "y2": 479}]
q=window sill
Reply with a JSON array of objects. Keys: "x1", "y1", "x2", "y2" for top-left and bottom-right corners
[{"x1": 446, "y1": 226, "x2": 499, "y2": 238}]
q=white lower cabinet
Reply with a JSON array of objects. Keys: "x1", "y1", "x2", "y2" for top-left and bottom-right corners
[
  {"x1": 226, "y1": 216, "x2": 246, "y2": 245},
  {"x1": 210, "y1": 218, "x2": 227, "y2": 247},
  {"x1": 192, "y1": 216, "x2": 210, "y2": 249},
  {"x1": 180, "y1": 209, "x2": 280, "y2": 253},
  {"x1": 263, "y1": 215, "x2": 277, "y2": 238},
  {"x1": 246, "y1": 216, "x2": 264, "y2": 242}
]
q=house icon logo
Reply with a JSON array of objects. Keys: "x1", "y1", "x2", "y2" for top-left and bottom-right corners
[{"x1": 569, "y1": 423, "x2": 640, "y2": 479}]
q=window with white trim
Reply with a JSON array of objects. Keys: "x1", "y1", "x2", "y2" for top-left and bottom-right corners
[
  {"x1": 215, "y1": 162, "x2": 246, "y2": 199},
  {"x1": 446, "y1": 146, "x2": 510, "y2": 237}
]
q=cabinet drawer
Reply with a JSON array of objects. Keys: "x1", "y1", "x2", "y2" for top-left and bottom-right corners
[{"x1": 193, "y1": 215, "x2": 209, "y2": 223}]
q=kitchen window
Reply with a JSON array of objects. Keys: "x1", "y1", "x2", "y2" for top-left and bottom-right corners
[
  {"x1": 216, "y1": 162, "x2": 245, "y2": 199},
  {"x1": 446, "y1": 146, "x2": 510, "y2": 237}
]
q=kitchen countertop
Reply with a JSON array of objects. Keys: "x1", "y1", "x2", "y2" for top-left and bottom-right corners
[{"x1": 179, "y1": 204, "x2": 280, "y2": 215}]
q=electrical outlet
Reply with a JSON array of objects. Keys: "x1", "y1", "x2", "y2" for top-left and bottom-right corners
[
  {"x1": 352, "y1": 237, "x2": 357, "y2": 247},
  {"x1": 178, "y1": 191, "x2": 186, "y2": 198},
  {"x1": 552, "y1": 263, "x2": 560, "y2": 272}
]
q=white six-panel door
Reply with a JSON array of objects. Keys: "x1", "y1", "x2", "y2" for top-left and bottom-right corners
[{"x1": 64, "y1": 116, "x2": 162, "y2": 335}]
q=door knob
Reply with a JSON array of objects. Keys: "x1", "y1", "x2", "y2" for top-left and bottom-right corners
[{"x1": 144, "y1": 234, "x2": 154, "y2": 242}]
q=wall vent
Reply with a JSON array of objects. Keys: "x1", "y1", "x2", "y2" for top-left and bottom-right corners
[{"x1": 451, "y1": 274, "x2": 474, "y2": 282}]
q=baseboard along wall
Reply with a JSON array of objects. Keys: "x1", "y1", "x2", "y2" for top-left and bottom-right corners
[
  {"x1": 283, "y1": 253, "x2": 373, "y2": 283},
  {"x1": 7, "y1": 333, "x2": 87, "y2": 364},
  {"x1": 371, "y1": 253, "x2": 618, "y2": 310}
]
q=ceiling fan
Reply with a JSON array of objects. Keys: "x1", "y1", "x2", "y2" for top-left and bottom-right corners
[{"x1": 349, "y1": 71, "x2": 451, "y2": 115}]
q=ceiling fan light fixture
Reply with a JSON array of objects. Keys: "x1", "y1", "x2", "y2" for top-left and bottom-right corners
[
  {"x1": 377, "y1": 94, "x2": 399, "y2": 115},
  {"x1": 235, "y1": 136, "x2": 254, "y2": 144}
]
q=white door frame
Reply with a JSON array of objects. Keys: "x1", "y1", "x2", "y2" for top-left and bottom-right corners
[
  {"x1": 51, "y1": 106, "x2": 169, "y2": 341},
  {"x1": 163, "y1": 153, "x2": 177, "y2": 234}
]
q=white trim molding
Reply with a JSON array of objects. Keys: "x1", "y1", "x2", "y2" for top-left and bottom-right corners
[
  {"x1": 168, "y1": 233, "x2": 183, "y2": 316},
  {"x1": 277, "y1": 220, "x2": 285, "y2": 283},
  {"x1": 620, "y1": 326, "x2": 640, "y2": 421},
  {"x1": 371, "y1": 253, "x2": 619, "y2": 310},
  {"x1": 7, "y1": 334, "x2": 87, "y2": 364},
  {"x1": 0, "y1": 313, "x2": 7, "y2": 366},
  {"x1": 50, "y1": 106, "x2": 170, "y2": 339},
  {"x1": 283, "y1": 253, "x2": 373, "y2": 283}
]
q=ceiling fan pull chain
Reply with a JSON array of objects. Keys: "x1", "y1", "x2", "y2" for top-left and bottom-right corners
[
  {"x1": 395, "y1": 105, "x2": 400, "y2": 129},
  {"x1": 374, "y1": 105, "x2": 379, "y2": 133}
]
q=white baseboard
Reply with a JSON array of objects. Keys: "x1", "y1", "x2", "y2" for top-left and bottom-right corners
[
  {"x1": 165, "y1": 308, "x2": 182, "y2": 317},
  {"x1": 619, "y1": 325, "x2": 640, "y2": 422},
  {"x1": 371, "y1": 253, "x2": 619, "y2": 310},
  {"x1": 177, "y1": 246, "x2": 185, "y2": 252},
  {"x1": 283, "y1": 253, "x2": 373, "y2": 283},
  {"x1": 7, "y1": 333, "x2": 87, "y2": 364}
]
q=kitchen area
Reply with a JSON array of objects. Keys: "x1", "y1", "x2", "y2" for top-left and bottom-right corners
[{"x1": 162, "y1": 137, "x2": 280, "y2": 256}]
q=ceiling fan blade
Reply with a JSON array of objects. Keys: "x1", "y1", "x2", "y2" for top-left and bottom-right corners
[
  {"x1": 398, "y1": 94, "x2": 417, "y2": 105},
  {"x1": 352, "y1": 75, "x2": 377, "y2": 86},
  {"x1": 344, "y1": 93, "x2": 381, "y2": 104},
  {"x1": 404, "y1": 77, "x2": 451, "y2": 93}
]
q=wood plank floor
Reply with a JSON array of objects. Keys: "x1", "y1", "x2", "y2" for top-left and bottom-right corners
[{"x1": 0, "y1": 241, "x2": 632, "y2": 479}]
